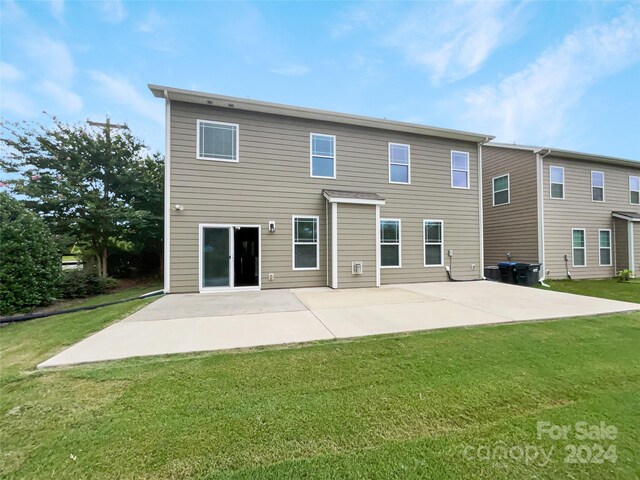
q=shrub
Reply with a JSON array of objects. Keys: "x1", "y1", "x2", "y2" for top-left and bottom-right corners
[
  {"x1": 0, "y1": 192, "x2": 61, "y2": 315},
  {"x1": 617, "y1": 269, "x2": 633, "y2": 283},
  {"x1": 58, "y1": 269, "x2": 118, "y2": 299}
]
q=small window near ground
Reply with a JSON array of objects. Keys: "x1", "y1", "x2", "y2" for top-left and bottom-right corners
[
  {"x1": 451, "y1": 151, "x2": 469, "y2": 189},
  {"x1": 380, "y1": 219, "x2": 401, "y2": 267},
  {"x1": 550, "y1": 166, "x2": 564, "y2": 199},
  {"x1": 293, "y1": 216, "x2": 319, "y2": 270},
  {"x1": 592, "y1": 171, "x2": 605, "y2": 202},
  {"x1": 310, "y1": 134, "x2": 335, "y2": 178},
  {"x1": 197, "y1": 120, "x2": 238, "y2": 161},
  {"x1": 630, "y1": 176, "x2": 640, "y2": 205},
  {"x1": 493, "y1": 174, "x2": 510, "y2": 206},
  {"x1": 599, "y1": 229, "x2": 611, "y2": 266},
  {"x1": 572, "y1": 229, "x2": 586, "y2": 267},
  {"x1": 424, "y1": 220, "x2": 443, "y2": 266},
  {"x1": 389, "y1": 143, "x2": 410, "y2": 184}
]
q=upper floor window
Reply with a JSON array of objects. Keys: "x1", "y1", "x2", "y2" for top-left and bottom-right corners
[
  {"x1": 197, "y1": 120, "x2": 238, "y2": 162},
  {"x1": 292, "y1": 216, "x2": 319, "y2": 270},
  {"x1": 424, "y1": 220, "x2": 444, "y2": 266},
  {"x1": 451, "y1": 151, "x2": 469, "y2": 189},
  {"x1": 388, "y1": 143, "x2": 410, "y2": 184},
  {"x1": 550, "y1": 166, "x2": 564, "y2": 199},
  {"x1": 492, "y1": 174, "x2": 510, "y2": 206},
  {"x1": 380, "y1": 219, "x2": 401, "y2": 268},
  {"x1": 630, "y1": 176, "x2": 640, "y2": 205},
  {"x1": 310, "y1": 133, "x2": 335, "y2": 178},
  {"x1": 591, "y1": 171, "x2": 605, "y2": 202}
]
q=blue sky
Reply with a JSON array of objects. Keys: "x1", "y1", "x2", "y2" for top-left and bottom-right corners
[{"x1": 1, "y1": 0, "x2": 639, "y2": 159}]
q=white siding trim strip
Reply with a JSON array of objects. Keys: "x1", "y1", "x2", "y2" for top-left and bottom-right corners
[
  {"x1": 332, "y1": 202, "x2": 338, "y2": 288},
  {"x1": 164, "y1": 93, "x2": 171, "y2": 293},
  {"x1": 478, "y1": 141, "x2": 485, "y2": 276},
  {"x1": 629, "y1": 221, "x2": 635, "y2": 278},
  {"x1": 375, "y1": 205, "x2": 381, "y2": 287}
]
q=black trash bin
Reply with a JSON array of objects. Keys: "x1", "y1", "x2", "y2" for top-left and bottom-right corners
[
  {"x1": 497, "y1": 262, "x2": 518, "y2": 284},
  {"x1": 514, "y1": 263, "x2": 541, "y2": 286},
  {"x1": 484, "y1": 266, "x2": 500, "y2": 281}
]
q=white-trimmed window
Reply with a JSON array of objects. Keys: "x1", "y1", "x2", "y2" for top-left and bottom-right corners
[
  {"x1": 572, "y1": 228, "x2": 586, "y2": 267},
  {"x1": 424, "y1": 220, "x2": 444, "y2": 266},
  {"x1": 493, "y1": 174, "x2": 510, "y2": 206},
  {"x1": 310, "y1": 133, "x2": 335, "y2": 178},
  {"x1": 591, "y1": 171, "x2": 605, "y2": 202},
  {"x1": 599, "y1": 229, "x2": 612, "y2": 266},
  {"x1": 197, "y1": 120, "x2": 238, "y2": 162},
  {"x1": 380, "y1": 219, "x2": 401, "y2": 268},
  {"x1": 451, "y1": 151, "x2": 469, "y2": 189},
  {"x1": 388, "y1": 143, "x2": 410, "y2": 184},
  {"x1": 292, "y1": 216, "x2": 319, "y2": 270},
  {"x1": 630, "y1": 176, "x2": 640, "y2": 205},
  {"x1": 550, "y1": 166, "x2": 565, "y2": 199}
]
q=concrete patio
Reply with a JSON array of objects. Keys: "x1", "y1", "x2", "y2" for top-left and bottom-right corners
[{"x1": 38, "y1": 281, "x2": 640, "y2": 368}]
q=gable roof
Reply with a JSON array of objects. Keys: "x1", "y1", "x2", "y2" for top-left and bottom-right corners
[
  {"x1": 323, "y1": 189, "x2": 386, "y2": 205},
  {"x1": 149, "y1": 84, "x2": 494, "y2": 144},
  {"x1": 612, "y1": 211, "x2": 640, "y2": 222},
  {"x1": 487, "y1": 142, "x2": 640, "y2": 169}
]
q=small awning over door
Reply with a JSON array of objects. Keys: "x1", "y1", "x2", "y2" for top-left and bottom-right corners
[
  {"x1": 612, "y1": 211, "x2": 640, "y2": 276},
  {"x1": 323, "y1": 189, "x2": 386, "y2": 205}
]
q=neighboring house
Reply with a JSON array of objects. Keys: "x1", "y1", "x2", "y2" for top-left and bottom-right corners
[
  {"x1": 483, "y1": 143, "x2": 640, "y2": 280},
  {"x1": 149, "y1": 85, "x2": 493, "y2": 293}
]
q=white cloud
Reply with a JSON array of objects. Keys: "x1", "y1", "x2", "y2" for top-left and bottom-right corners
[
  {"x1": 88, "y1": 71, "x2": 162, "y2": 124},
  {"x1": 385, "y1": 1, "x2": 522, "y2": 84},
  {"x1": 40, "y1": 80, "x2": 83, "y2": 113},
  {"x1": 463, "y1": 4, "x2": 640, "y2": 144},
  {"x1": 97, "y1": 0, "x2": 126, "y2": 23},
  {"x1": 270, "y1": 65, "x2": 311, "y2": 77},
  {"x1": 0, "y1": 88, "x2": 38, "y2": 117},
  {"x1": 50, "y1": 0, "x2": 64, "y2": 23},
  {"x1": 0, "y1": 62, "x2": 24, "y2": 82},
  {"x1": 137, "y1": 9, "x2": 163, "y2": 33},
  {"x1": 24, "y1": 36, "x2": 75, "y2": 83}
]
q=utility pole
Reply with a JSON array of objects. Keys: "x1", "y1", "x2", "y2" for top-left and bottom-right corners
[{"x1": 85, "y1": 117, "x2": 128, "y2": 278}]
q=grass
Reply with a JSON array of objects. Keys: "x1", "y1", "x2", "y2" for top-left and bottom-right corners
[
  {"x1": 541, "y1": 278, "x2": 640, "y2": 303},
  {"x1": 1, "y1": 282, "x2": 639, "y2": 478}
]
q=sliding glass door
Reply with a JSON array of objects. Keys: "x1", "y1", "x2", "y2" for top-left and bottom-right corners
[{"x1": 202, "y1": 227, "x2": 230, "y2": 288}]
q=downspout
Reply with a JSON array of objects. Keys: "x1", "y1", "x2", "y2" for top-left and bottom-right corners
[
  {"x1": 163, "y1": 90, "x2": 171, "y2": 293},
  {"x1": 477, "y1": 137, "x2": 491, "y2": 279},
  {"x1": 535, "y1": 148, "x2": 552, "y2": 287}
]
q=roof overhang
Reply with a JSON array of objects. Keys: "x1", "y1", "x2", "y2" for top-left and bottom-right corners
[
  {"x1": 323, "y1": 189, "x2": 386, "y2": 206},
  {"x1": 612, "y1": 211, "x2": 640, "y2": 222},
  {"x1": 149, "y1": 84, "x2": 494, "y2": 144},
  {"x1": 487, "y1": 142, "x2": 639, "y2": 169}
]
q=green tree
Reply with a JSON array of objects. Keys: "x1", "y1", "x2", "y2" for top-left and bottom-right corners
[
  {"x1": 1, "y1": 116, "x2": 163, "y2": 277},
  {"x1": 0, "y1": 192, "x2": 61, "y2": 315}
]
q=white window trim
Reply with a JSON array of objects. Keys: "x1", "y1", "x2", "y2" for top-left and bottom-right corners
[
  {"x1": 591, "y1": 171, "x2": 605, "y2": 203},
  {"x1": 451, "y1": 151, "x2": 470, "y2": 189},
  {"x1": 572, "y1": 228, "x2": 586, "y2": 268},
  {"x1": 423, "y1": 219, "x2": 444, "y2": 267},
  {"x1": 196, "y1": 119, "x2": 239, "y2": 162},
  {"x1": 492, "y1": 173, "x2": 510, "y2": 206},
  {"x1": 292, "y1": 215, "x2": 320, "y2": 271},
  {"x1": 379, "y1": 218, "x2": 402, "y2": 269},
  {"x1": 550, "y1": 166, "x2": 565, "y2": 199},
  {"x1": 598, "y1": 229, "x2": 612, "y2": 267},
  {"x1": 630, "y1": 175, "x2": 640, "y2": 205},
  {"x1": 388, "y1": 143, "x2": 411, "y2": 185},
  {"x1": 310, "y1": 133, "x2": 336, "y2": 179}
]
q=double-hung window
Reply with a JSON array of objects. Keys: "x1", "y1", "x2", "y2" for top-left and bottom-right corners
[
  {"x1": 380, "y1": 219, "x2": 401, "y2": 268},
  {"x1": 550, "y1": 166, "x2": 565, "y2": 199},
  {"x1": 197, "y1": 120, "x2": 239, "y2": 162},
  {"x1": 388, "y1": 143, "x2": 410, "y2": 184},
  {"x1": 310, "y1": 134, "x2": 336, "y2": 178},
  {"x1": 451, "y1": 151, "x2": 469, "y2": 189},
  {"x1": 424, "y1": 220, "x2": 444, "y2": 266},
  {"x1": 591, "y1": 171, "x2": 605, "y2": 202},
  {"x1": 572, "y1": 229, "x2": 586, "y2": 267},
  {"x1": 630, "y1": 176, "x2": 640, "y2": 205},
  {"x1": 493, "y1": 174, "x2": 510, "y2": 206},
  {"x1": 599, "y1": 229, "x2": 612, "y2": 266},
  {"x1": 292, "y1": 216, "x2": 319, "y2": 270}
]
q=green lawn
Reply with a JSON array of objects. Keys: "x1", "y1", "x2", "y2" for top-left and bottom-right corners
[
  {"x1": 541, "y1": 278, "x2": 640, "y2": 303},
  {"x1": 1, "y1": 285, "x2": 639, "y2": 478}
]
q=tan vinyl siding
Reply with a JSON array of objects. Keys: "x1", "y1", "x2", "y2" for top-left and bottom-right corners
[
  {"x1": 613, "y1": 217, "x2": 630, "y2": 271},
  {"x1": 482, "y1": 146, "x2": 539, "y2": 265},
  {"x1": 542, "y1": 155, "x2": 640, "y2": 279},
  {"x1": 336, "y1": 204, "x2": 376, "y2": 288},
  {"x1": 169, "y1": 101, "x2": 481, "y2": 292}
]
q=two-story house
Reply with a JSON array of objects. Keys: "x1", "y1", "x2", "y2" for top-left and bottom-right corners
[
  {"x1": 483, "y1": 143, "x2": 640, "y2": 279},
  {"x1": 150, "y1": 85, "x2": 493, "y2": 293}
]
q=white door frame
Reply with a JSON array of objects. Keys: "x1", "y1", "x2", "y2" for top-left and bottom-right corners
[{"x1": 199, "y1": 223, "x2": 262, "y2": 293}]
